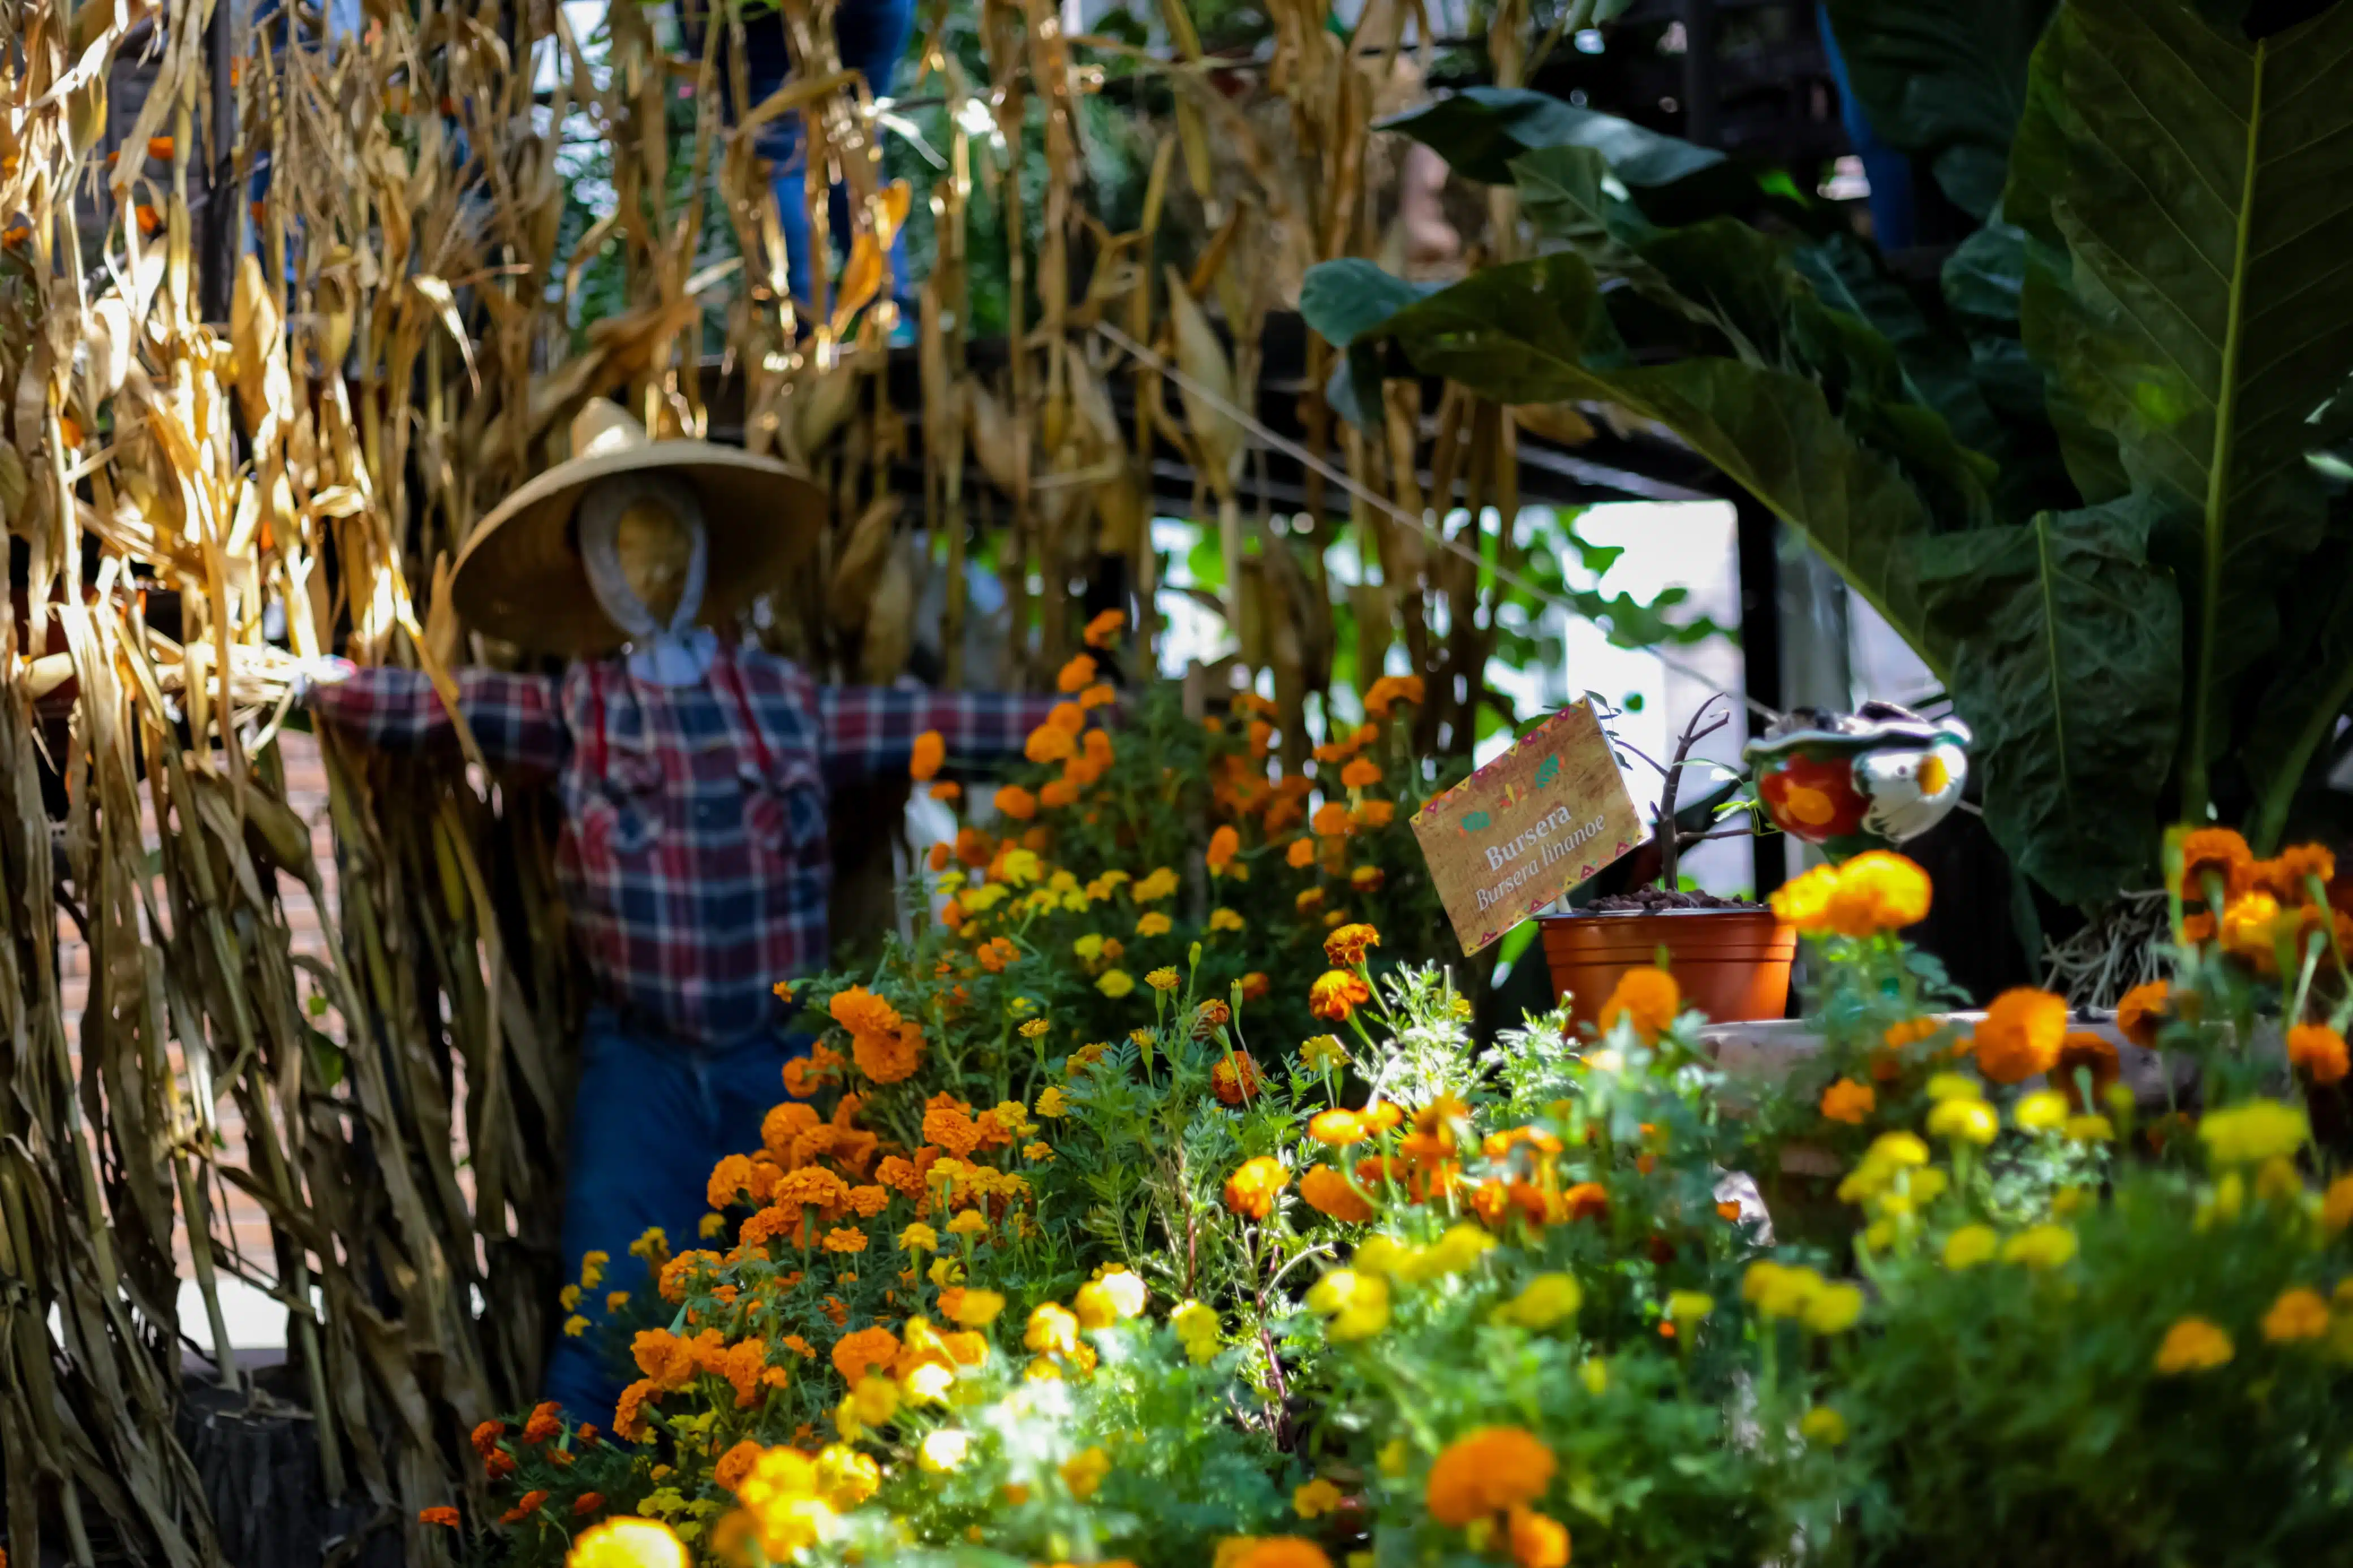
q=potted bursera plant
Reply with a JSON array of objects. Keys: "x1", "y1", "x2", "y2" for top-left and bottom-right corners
[{"x1": 1539, "y1": 694, "x2": 1799, "y2": 1023}]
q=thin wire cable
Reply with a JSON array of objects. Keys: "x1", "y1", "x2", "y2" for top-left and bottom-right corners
[{"x1": 1091, "y1": 320, "x2": 1782, "y2": 725}]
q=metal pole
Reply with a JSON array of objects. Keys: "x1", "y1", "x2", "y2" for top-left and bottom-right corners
[
  {"x1": 202, "y1": 0, "x2": 236, "y2": 324},
  {"x1": 1731, "y1": 493, "x2": 1783, "y2": 898}
]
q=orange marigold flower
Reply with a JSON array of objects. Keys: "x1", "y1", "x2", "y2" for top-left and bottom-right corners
[
  {"x1": 1225, "y1": 1541, "x2": 1333, "y2": 1568},
  {"x1": 822, "y1": 1228, "x2": 869, "y2": 1254},
  {"x1": 1509, "y1": 1505, "x2": 1571, "y2": 1568},
  {"x1": 1084, "y1": 609, "x2": 1126, "y2": 648},
  {"x1": 1299, "y1": 1164, "x2": 1374, "y2": 1223},
  {"x1": 994, "y1": 785, "x2": 1038, "y2": 821},
  {"x1": 1339, "y1": 758, "x2": 1382, "y2": 789},
  {"x1": 1212, "y1": 1052, "x2": 1261, "y2": 1105},
  {"x1": 499, "y1": 1491, "x2": 549, "y2": 1525},
  {"x1": 1361, "y1": 1100, "x2": 1405, "y2": 1134},
  {"x1": 1309, "y1": 969, "x2": 1371, "y2": 1021},
  {"x1": 976, "y1": 936, "x2": 1022, "y2": 973},
  {"x1": 1597, "y1": 967, "x2": 1679, "y2": 1042},
  {"x1": 1241, "y1": 971, "x2": 1272, "y2": 1001},
  {"x1": 930, "y1": 781, "x2": 962, "y2": 802},
  {"x1": 1208, "y1": 826, "x2": 1242, "y2": 875},
  {"x1": 1058, "y1": 654, "x2": 1099, "y2": 694},
  {"x1": 1972, "y1": 987, "x2": 2066, "y2": 1084},
  {"x1": 2053, "y1": 1031, "x2": 2122, "y2": 1109},
  {"x1": 1287, "y1": 837, "x2": 1317, "y2": 870},
  {"x1": 1049, "y1": 701, "x2": 1088, "y2": 736},
  {"x1": 910, "y1": 731, "x2": 946, "y2": 781},
  {"x1": 1563, "y1": 1181, "x2": 1608, "y2": 1223},
  {"x1": 1425, "y1": 1426, "x2": 1556, "y2": 1527},
  {"x1": 1223, "y1": 1156, "x2": 1290, "y2": 1219},
  {"x1": 2177, "y1": 827, "x2": 2252, "y2": 896},
  {"x1": 832, "y1": 1325, "x2": 902, "y2": 1384},
  {"x1": 1356, "y1": 800, "x2": 1397, "y2": 829},
  {"x1": 2260, "y1": 842, "x2": 2338, "y2": 900},
  {"x1": 716, "y1": 1439, "x2": 765, "y2": 1493},
  {"x1": 853, "y1": 1021, "x2": 924, "y2": 1085},
  {"x1": 1363, "y1": 674, "x2": 1425, "y2": 718},
  {"x1": 419, "y1": 1506, "x2": 460, "y2": 1527},
  {"x1": 1819, "y1": 1078, "x2": 1875, "y2": 1125},
  {"x1": 1080, "y1": 683, "x2": 1118, "y2": 711},
  {"x1": 1027, "y1": 723, "x2": 1077, "y2": 764},
  {"x1": 2289, "y1": 1023, "x2": 2350, "y2": 1085},
  {"x1": 2113, "y1": 980, "x2": 2171, "y2": 1049},
  {"x1": 521, "y1": 1400, "x2": 563, "y2": 1445},
  {"x1": 1324, "y1": 922, "x2": 1381, "y2": 966},
  {"x1": 1350, "y1": 864, "x2": 1386, "y2": 892},
  {"x1": 955, "y1": 826, "x2": 994, "y2": 867},
  {"x1": 830, "y1": 985, "x2": 903, "y2": 1039},
  {"x1": 1312, "y1": 802, "x2": 1353, "y2": 837},
  {"x1": 470, "y1": 1419, "x2": 505, "y2": 1458},
  {"x1": 570, "y1": 1492, "x2": 606, "y2": 1517},
  {"x1": 1307, "y1": 1108, "x2": 1367, "y2": 1145}
]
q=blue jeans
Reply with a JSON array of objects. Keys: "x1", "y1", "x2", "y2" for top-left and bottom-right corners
[
  {"x1": 738, "y1": 0, "x2": 917, "y2": 314},
  {"x1": 540, "y1": 1007, "x2": 812, "y2": 1425}
]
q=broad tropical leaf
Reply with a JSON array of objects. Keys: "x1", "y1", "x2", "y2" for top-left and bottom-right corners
[
  {"x1": 1300, "y1": 252, "x2": 1954, "y2": 682},
  {"x1": 1823, "y1": 0, "x2": 2055, "y2": 218},
  {"x1": 1378, "y1": 86, "x2": 1726, "y2": 187},
  {"x1": 2009, "y1": 0, "x2": 2353, "y2": 813},
  {"x1": 1915, "y1": 499, "x2": 2182, "y2": 904}
]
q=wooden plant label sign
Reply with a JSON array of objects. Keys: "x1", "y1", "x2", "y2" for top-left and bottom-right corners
[{"x1": 1409, "y1": 699, "x2": 1647, "y2": 953}]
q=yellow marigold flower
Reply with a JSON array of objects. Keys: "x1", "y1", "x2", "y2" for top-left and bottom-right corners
[
  {"x1": 699, "y1": 1212, "x2": 727, "y2": 1239},
  {"x1": 1424, "y1": 1426, "x2": 1555, "y2": 1527},
  {"x1": 568, "y1": 1518, "x2": 688, "y2": 1568},
  {"x1": 606, "y1": 1291, "x2": 631, "y2": 1314},
  {"x1": 1098, "y1": 968, "x2": 1137, "y2": 999},
  {"x1": 1305, "y1": 1268, "x2": 1390, "y2": 1341},
  {"x1": 946, "y1": 1209, "x2": 988, "y2": 1237},
  {"x1": 1351, "y1": 1236, "x2": 1411, "y2": 1277},
  {"x1": 1396, "y1": 1223, "x2": 1496, "y2": 1282},
  {"x1": 1769, "y1": 862, "x2": 1842, "y2": 933},
  {"x1": 580, "y1": 1250, "x2": 609, "y2": 1288},
  {"x1": 1925, "y1": 1072, "x2": 1982, "y2": 1103},
  {"x1": 2154, "y1": 1316, "x2": 2234, "y2": 1374},
  {"x1": 1324, "y1": 923, "x2": 1381, "y2": 966},
  {"x1": 1134, "y1": 866, "x2": 1180, "y2": 902},
  {"x1": 1137, "y1": 911, "x2": 1174, "y2": 938},
  {"x1": 1026, "y1": 1303, "x2": 1081, "y2": 1358},
  {"x1": 1597, "y1": 966, "x2": 1679, "y2": 1042},
  {"x1": 1294, "y1": 1478, "x2": 1345, "y2": 1519},
  {"x1": 1309, "y1": 969, "x2": 1372, "y2": 1022},
  {"x1": 1224, "y1": 1156, "x2": 1290, "y2": 1219},
  {"x1": 2064, "y1": 1113, "x2": 2114, "y2": 1143},
  {"x1": 1300, "y1": 1034, "x2": 1348, "y2": 1073},
  {"x1": 1210, "y1": 907, "x2": 1246, "y2": 932},
  {"x1": 561, "y1": 1283, "x2": 583, "y2": 1311},
  {"x1": 1800, "y1": 1282, "x2": 1864, "y2": 1334},
  {"x1": 1073, "y1": 933, "x2": 1106, "y2": 962},
  {"x1": 1377, "y1": 1437, "x2": 1411, "y2": 1477},
  {"x1": 563, "y1": 1314, "x2": 590, "y2": 1337},
  {"x1": 1819, "y1": 1078, "x2": 1875, "y2": 1125},
  {"x1": 2000, "y1": 1223, "x2": 2077, "y2": 1270},
  {"x1": 2324, "y1": 1174, "x2": 2353, "y2": 1233},
  {"x1": 1095, "y1": 1267, "x2": 1148, "y2": 1318},
  {"x1": 1742, "y1": 1260, "x2": 1825, "y2": 1319},
  {"x1": 899, "y1": 1222, "x2": 940, "y2": 1253},
  {"x1": 919, "y1": 1428, "x2": 971, "y2": 1474},
  {"x1": 1493, "y1": 1273, "x2": 1583, "y2": 1330},
  {"x1": 2262, "y1": 1287, "x2": 2330, "y2": 1343},
  {"x1": 2014, "y1": 1090, "x2": 2068, "y2": 1133},
  {"x1": 1060, "y1": 1445, "x2": 1110, "y2": 1500},
  {"x1": 1799, "y1": 1406, "x2": 1848, "y2": 1448},
  {"x1": 948, "y1": 1289, "x2": 1005, "y2": 1328},
  {"x1": 2220, "y1": 890, "x2": 2286, "y2": 970},
  {"x1": 1018, "y1": 1018, "x2": 1051, "y2": 1040},
  {"x1": 1667, "y1": 1290, "x2": 1716, "y2": 1324},
  {"x1": 1972, "y1": 988, "x2": 2066, "y2": 1084},
  {"x1": 2198, "y1": 1102, "x2": 2309, "y2": 1165},
  {"x1": 1147, "y1": 966, "x2": 1182, "y2": 992},
  {"x1": 1926, "y1": 1098, "x2": 1998, "y2": 1146},
  {"x1": 1942, "y1": 1224, "x2": 1998, "y2": 1269},
  {"x1": 1826, "y1": 850, "x2": 1932, "y2": 936}
]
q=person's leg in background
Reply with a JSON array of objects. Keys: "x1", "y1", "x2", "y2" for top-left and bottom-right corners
[
  {"x1": 827, "y1": 0, "x2": 918, "y2": 322},
  {"x1": 1816, "y1": 6, "x2": 1916, "y2": 251}
]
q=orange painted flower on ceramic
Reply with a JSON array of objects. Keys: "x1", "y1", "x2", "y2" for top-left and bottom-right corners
[
  {"x1": 2289, "y1": 1023, "x2": 2349, "y2": 1085},
  {"x1": 1299, "y1": 1163, "x2": 1374, "y2": 1222},
  {"x1": 1324, "y1": 923, "x2": 1381, "y2": 966},
  {"x1": 1973, "y1": 987, "x2": 2067, "y2": 1083},
  {"x1": 1223, "y1": 1156, "x2": 1290, "y2": 1219},
  {"x1": 910, "y1": 731, "x2": 945, "y2": 781},
  {"x1": 1309, "y1": 969, "x2": 1372, "y2": 1021},
  {"x1": 1425, "y1": 1426, "x2": 1556, "y2": 1526},
  {"x1": 1597, "y1": 967, "x2": 1679, "y2": 1042}
]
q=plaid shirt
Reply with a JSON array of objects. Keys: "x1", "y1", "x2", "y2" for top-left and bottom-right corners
[{"x1": 309, "y1": 646, "x2": 1060, "y2": 1048}]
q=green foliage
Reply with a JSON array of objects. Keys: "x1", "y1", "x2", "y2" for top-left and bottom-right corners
[{"x1": 1305, "y1": 0, "x2": 2353, "y2": 907}]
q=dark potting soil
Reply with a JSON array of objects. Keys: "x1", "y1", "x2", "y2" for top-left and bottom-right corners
[{"x1": 1584, "y1": 885, "x2": 1768, "y2": 913}]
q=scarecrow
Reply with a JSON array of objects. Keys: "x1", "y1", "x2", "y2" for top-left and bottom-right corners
[{"x1": 301, "y1": 401, "x2": 1065, "y2": 1419}]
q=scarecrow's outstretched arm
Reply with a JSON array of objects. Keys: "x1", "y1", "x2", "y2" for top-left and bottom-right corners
[
  {"x1": 301, "y1": 658, "x2": 568, "y2": 774},
  {"x1": 813, "y1": 684, "x2": 1066, "y2": 787}
]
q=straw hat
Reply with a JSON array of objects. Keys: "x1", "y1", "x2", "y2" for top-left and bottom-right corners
[{"x1": 450, "y1": 401, "x2": 826, "y2": 655}]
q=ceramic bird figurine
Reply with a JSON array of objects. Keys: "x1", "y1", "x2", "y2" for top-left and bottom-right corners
[{"x1": 1743, "y1": 702, "x2": 1972, "y2": 858}]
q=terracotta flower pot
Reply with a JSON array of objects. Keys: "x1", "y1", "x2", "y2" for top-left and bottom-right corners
[{"x1": 1539, "y1": 908, "x2": 1796, "y2": 1025}]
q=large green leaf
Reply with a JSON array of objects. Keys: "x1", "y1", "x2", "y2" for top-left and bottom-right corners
[
  {"x1": 2012, "y1": 0, "x2": 2353, "y2": 814},
  {"x1": 1822, "y1": 0, "x2": 2055, "y2": 218},
  {"x1": 1915, "y1": 499, "x2": 2182, "y2": 904},
  {"x1": 1299, "y1": 251, "x2": 1953, "y2": 683},
  {"x1": 1378, "y1": 87, "x2": 1727, "y2": 188},
  {"x1": 2245, "y1": 541, "x2": 2353, "y2": 850}
]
